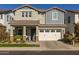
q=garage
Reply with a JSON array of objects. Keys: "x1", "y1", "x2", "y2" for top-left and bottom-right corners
[{"x1": 39, "y1": 29, "x2": 62, "y2": 41}]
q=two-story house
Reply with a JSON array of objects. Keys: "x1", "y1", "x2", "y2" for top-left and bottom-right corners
[
  {"x1": 0, "y1": 10, "x2": 13, "y2": 32},
  {"x1": 0, "y1": 5, "x2": 67, "y2": 42}
]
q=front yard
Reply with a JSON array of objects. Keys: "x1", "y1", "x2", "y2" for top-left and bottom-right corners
[{"x1": 0, "y1": 44, "x2": 40, "y2": 47}]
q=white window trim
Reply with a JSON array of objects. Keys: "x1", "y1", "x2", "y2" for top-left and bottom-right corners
[
  {"x1": 22, "y1": 11, "x2": 32, "y2": 17},
  {"x1": 52, "y1": 12, "x2": 58, "y2": 20}
]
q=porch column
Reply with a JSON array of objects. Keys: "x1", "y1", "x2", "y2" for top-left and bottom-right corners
[
  {"x1": 23, "y1": 26, "x2": 26, "y2": 42},
  {"x1": 10, "y1": 26, "x2": 14, "y2": 42},
  {"x1": 36, "y1": 26, "x2": 39, "y2": 41},
  {"x1": 61, "y1": 28, "x2": 65, "y2": 39}
]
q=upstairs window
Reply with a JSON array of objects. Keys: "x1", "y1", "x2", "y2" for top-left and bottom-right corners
[
  {"x1": 0, "y1": 14, "x2": 3, "y2": 19},
  {"x1": 38, "y1": 12, "x2": 41, "y2": 14},
  {"x1": 7, "y1": 15, "x2": 13, "y2": 22},
  {"x1": 29, "y1": 11, "x2": 32, "y2": 17},
  {"x1": 21, "y1": 11, "x2": 32, "y2": 17},
  {"x1": 52, "y1": 12, "x2": 58, "y2": 20},
  {"x1": 22, "y1": 12, "x2": 24, "y2": 17},
  {"x1": 13, "y1": 12, "x2": 15, "y2": 15},
  {"x1": 25, "y1": 12, "x2": 28, "y2": 17},
  {"x1": 68, "y1": 16, "x2": 71, "y2": 23}
]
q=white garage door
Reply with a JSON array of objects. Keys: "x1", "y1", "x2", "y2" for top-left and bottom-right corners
[{"x1": 39, "y1": 29, "x2": 61, "y2": 41}]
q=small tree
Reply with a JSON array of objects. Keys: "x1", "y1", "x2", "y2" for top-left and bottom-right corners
[
  {"x1": 64, "y1": 31, "x2": 77, "y2": 46},
  {"x1": 0, "y1": 26, "x2": 10, "y2": 43}
]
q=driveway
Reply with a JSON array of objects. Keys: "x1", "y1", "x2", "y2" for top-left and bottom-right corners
[{"x1": 39, "y1": 41, "x2": 74, "y2": 49}]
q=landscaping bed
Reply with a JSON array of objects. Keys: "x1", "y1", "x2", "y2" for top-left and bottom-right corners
[{"x1": 0, "y1": 44, "x2": 40, "y2": 47}]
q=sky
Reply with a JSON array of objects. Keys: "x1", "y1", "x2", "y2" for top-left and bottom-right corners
[{"x1": 0, "y1": 4, "x2": 79, "y2": 10}]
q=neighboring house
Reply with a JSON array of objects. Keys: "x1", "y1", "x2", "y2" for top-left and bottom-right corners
[
  {"x1": 0, "y1": 5, "x2": 76, "y2": 42},
  {"x1": 64, "y1": 10, "x2": 79, "y2": 34},
  {"x1": 0, "y1": 10, "x2": 13, "y2": 32}
]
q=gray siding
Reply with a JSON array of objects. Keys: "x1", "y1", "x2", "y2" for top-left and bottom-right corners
[
  {"x1": 64, "y1": 12, "x2": 75, "y2": 33},
  {"x1": 46, "y1": 10, "x2": 64, "y2": 24}
]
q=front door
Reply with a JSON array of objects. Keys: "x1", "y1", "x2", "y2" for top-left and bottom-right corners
[{"x1": 15, "y1": 27, "x2": 23, "y2": 35}]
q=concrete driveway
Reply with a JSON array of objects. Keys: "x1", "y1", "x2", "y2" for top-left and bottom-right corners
[{"x1": 39, "y1": 41, "x2": 74, "y2": 49}]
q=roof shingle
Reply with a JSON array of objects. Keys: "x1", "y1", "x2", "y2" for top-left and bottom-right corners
[
  {"x1": 10, "y1": 20, "x2": 40, "y2": 26},
  {"x1": 39, "y1": 24, "x2": 67, "y2": 28}
]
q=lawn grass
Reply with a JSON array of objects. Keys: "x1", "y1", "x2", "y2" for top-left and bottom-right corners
[{"x1": 0, "y1": 44, "x2": 40, "y2": 47}]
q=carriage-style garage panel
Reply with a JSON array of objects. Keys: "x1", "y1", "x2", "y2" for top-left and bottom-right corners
[{"x1": 39, "y1": 29, "x2": 62, "y2": 41}]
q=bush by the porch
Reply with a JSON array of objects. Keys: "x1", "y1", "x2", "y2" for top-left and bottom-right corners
[{"x1": 15, "y1": 35, "x2": 22, "y2": 43}]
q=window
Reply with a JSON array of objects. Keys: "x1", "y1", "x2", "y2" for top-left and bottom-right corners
[
  {"x1": 45, "y1": 29, "x2": 49, "y2": 32},
  {"x1": 7, "y1": 15, "x2": 9, "y2": 21},
  {"x1": 0, "y1": 14, "x2": 3, "y2": 19},
  {"x1": 13, "y1": 12, "x2": 15, "y2": 15},
  {"x1": 25, "y1": 12, "x2": 28, "y2": 17},
  {"x1": 29, "y1": 11, "x2": 32, "y2": 17},
  {"x1": 21, "y1": 11, "x2": 32, "y2": 17},
  {"x1": 56, "y1": 29, "x2": 61, "y2": 32},
  {"x1": 40, "y1": 29, "x2": 44, "y2": 32},
  {"x1": 22, "y1": 12, "x2": 24, "y2": 17},
  {"x1": 38, "y1": 12, "x2": 41, "y2": 14},
  {"x1": 68, "y1": 16, "x2": 70, "y2": 23},
  {"x1": 52, "y1": 12, "x2": 58, "y2": 20},
  {"x1": 51, "y1": 29, "x2": 55, "y2": 32},
  {"x1": 15, "y1": 27, "x2": 23, "y2": 35}
]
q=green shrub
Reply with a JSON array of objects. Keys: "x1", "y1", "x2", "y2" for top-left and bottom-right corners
[
  {"x1": 64, "y1": 32, "x2": 70, "y2": 42},
  {"x1": 63, "y1": 32, "x2": 77, "y2": 43},
  {"x1": 0, "y1": 44, "x2": 40, "y2": 47},
  {"x1": 15, "y1": 35, "x2": 22, "y2": 40}
]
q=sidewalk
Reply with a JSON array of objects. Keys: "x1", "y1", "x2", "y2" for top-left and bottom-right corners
[{"x1": 0, "y1": 46, "x2": 78, "y2": 51}]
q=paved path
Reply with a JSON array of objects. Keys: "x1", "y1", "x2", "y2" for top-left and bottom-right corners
[{"x1": 39, "y1": 41, "x2": 74, "y2": 49}]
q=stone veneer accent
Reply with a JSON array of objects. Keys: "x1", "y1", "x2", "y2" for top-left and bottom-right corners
[
  {"x1": 10, "y1": 36, "x2": 14, "y2": 42},
  {"x1": 36, "y1": 36, "x2": 39, "y2": 41}
]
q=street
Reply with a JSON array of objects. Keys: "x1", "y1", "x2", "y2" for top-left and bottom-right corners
[{"x1": 0, "y1": 51, "x2": 79, "y2": 55}]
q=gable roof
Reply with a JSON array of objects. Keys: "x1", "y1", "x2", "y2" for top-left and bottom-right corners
[
  {"x1": 12, "y1": 4, "x2": 45, "y2": 12},
  {"x1": 36, "y1": 8, "x2": 46, "y2": 12},
  {"x1": 46, "y1": 7, "x2": 66, "y2": 13},
  {"x1": 0, "y1": 10, "x2": 12, "y2": 13},
  {"x1": 0, "y1": 5, "x2": 77, "y2": 14},
  {"x1": 66, "y1": 10, "x2": 79, "y2": 13}
]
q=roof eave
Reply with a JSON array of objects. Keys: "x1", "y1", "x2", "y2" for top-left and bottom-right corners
[
  {"x1": 46, "y1": 7, "x2": 66, "y2": 13},
  {"x1": 12, "y1": 5, "x2": 44, "y2": 12}
]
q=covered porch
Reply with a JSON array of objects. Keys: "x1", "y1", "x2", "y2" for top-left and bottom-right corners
[{"x1": 10, "y1": 20, "x2": 39, "y2": 42}]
